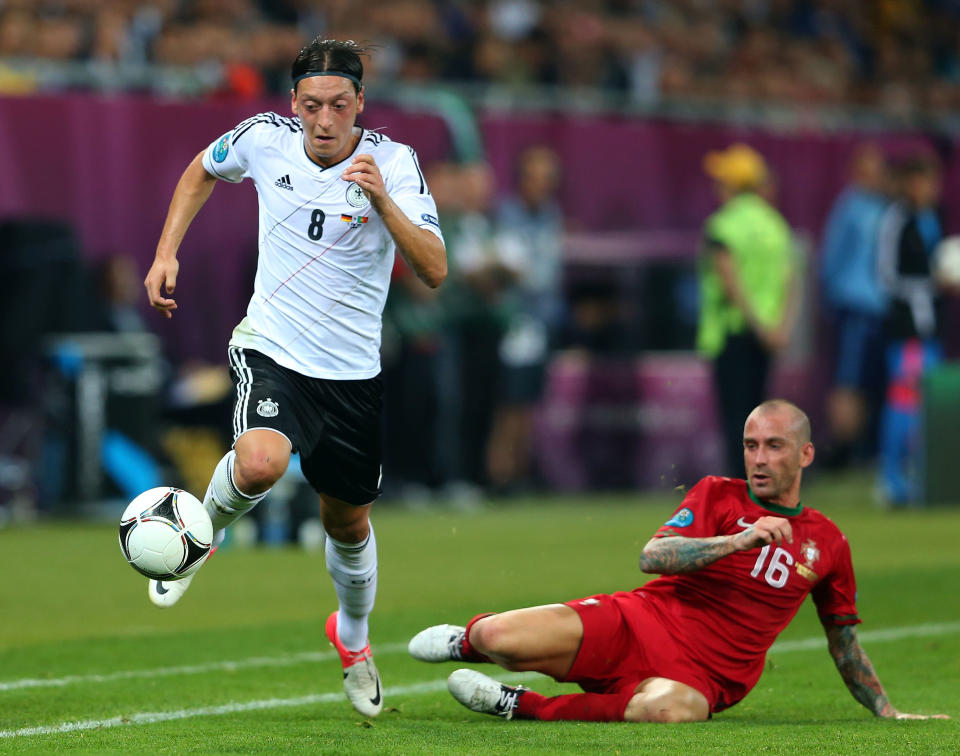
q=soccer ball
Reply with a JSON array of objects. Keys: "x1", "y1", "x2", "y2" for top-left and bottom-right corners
[
  {"x1": 934, "y1": 236, "x2": 960, "y2": 286},
  {"x1": 118, "y1": 487, "x2": 213, "y2": 580}
]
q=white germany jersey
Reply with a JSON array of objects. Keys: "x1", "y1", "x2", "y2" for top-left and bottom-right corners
[{"x1": 201, "y1": 112, "x2": 443, "y2": 379}]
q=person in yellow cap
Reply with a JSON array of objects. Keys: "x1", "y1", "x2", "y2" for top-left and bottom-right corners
[{"x1": 697, "y1": 144, "x2": 797, "y2": 477}]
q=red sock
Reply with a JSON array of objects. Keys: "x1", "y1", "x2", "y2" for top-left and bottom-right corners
[
  {"x1": 461, "y1": 613, "x2": 495, "y2": 663},
  {"x1": 516, "y1": 689, "x2": 634, "y2": 722}
]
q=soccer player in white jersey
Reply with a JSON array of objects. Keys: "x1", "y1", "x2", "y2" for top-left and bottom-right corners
[{"x1": 143, "y1": 38, "x2": 446, "y2": 718}]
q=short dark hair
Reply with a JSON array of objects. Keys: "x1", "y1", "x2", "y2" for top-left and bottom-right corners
[{"x1": 291, "y1": 38, "x2": 367, "y2": 93}]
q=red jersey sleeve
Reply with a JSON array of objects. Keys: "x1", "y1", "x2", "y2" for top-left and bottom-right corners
[
  {"x1": 653, "y1": 477, "x2": 729, "y2": 539},
  {"x1": 811, "y1": 532, "x2": 861, "y2": 626}
]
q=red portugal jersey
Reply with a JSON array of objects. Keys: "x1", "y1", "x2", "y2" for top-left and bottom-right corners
[{"x1": 637, "y1": 476, "x2": 860, "y2": 707}]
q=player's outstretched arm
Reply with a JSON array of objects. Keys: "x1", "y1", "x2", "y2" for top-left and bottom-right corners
[
  {"x1": 343, "y1": 154, "x2": 447, "y2": 288},
  {"x1": 640, "y1": 516, "x2": 792, "y2": 575},
  {"x1": 824, "y1": 624, "x2": 949, "y2": 720},
  {"x1": 144, "y1": 151, "x2": 218, "y2": 318}
]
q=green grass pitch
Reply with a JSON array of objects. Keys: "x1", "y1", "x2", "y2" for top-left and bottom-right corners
[{"x1": 1, "y1": 473, "x2": 958, "y2": 754}]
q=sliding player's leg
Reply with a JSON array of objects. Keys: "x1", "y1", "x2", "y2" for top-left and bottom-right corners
[
  {"x1": 468, "y1": 605, "x2": 583, "y2": 678},
  {"x1": 440, "y1": 604, "x2": 587, "y2": 720},
  {"x1": 410, "y1": 603, "x2": 581, "y2": 673},
  {"x1": 443, "y1": 596, "x2": 710, "y2": 722},
  {"x1": 448, "y1": 671, "x2": 708, "y2": 722},
  {"x1": 419, "y1": 604, "x2": 626, "y2": 721}
]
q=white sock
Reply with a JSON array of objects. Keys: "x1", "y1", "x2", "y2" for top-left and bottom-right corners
[
  {"x1": 203, "y1": 450, "x2": 269, "y2": 534},
  {"x1": 325, "y1": 524, "x2": 377, "y2": 651}
]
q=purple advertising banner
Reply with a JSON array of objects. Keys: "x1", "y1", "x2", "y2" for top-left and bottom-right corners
[
  {"x1": 535, "y1": 352, "x2": 814, "y2": 491},
  {"x1": 481, "y1": 112, "x2": 959, "y2": 237},
  {"x1": 1, "y1": 93, "x2": 956, "y2": 366}
]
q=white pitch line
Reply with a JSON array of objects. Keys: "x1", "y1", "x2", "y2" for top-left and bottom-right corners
[
  {"x1": 771, "y1": 620, "x2": 960, "y2": 653},
  {"x1": 0, "y1": 673, "x2": 536, "y2": 739},
  {"x1": 1, "y1": 620, "x2": 957, "y2": 696},
  {"x1": 0, "y1": 642, "x2": 409, "y2": 692}
]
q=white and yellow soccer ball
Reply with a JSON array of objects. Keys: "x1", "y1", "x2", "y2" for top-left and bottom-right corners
[
  {"x1": 118, "y1": 487, "x2": 212, "y2": 580},
  {"x1": 934, "y1": 235, "x2": 960, "y2": 286}
]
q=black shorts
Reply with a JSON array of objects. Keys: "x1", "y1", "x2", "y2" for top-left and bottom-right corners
[{"x1": 227, "y1": 346, "x2": 383, "y2": 506}]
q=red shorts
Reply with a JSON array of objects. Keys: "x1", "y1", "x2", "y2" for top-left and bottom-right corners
[{"x1": 563, "y1": 591, "x2": 723, "y2": 711}]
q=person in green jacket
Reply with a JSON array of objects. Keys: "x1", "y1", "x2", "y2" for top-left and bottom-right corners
[{"x1": 697, "y1": 144, "x2": 797, "y2": 476}]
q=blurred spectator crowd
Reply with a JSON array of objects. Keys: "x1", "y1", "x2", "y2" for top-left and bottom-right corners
[
  {"x1": 1, "y1": 0, "x2": 960, "y2": 117},
  {"x1": 382, "y1": 147, "x2": 567, "y2": 502}
]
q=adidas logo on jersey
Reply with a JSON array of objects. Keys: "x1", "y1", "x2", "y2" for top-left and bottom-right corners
[{"x1": 274, "y1": 174, "x2": 294, "y2": 191}]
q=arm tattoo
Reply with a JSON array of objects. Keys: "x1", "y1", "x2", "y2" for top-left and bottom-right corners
[
  {"x1": 825, "y1": 624, "x2": 894, "y2": 717},
  {"x1": 639, "y1": 535, "x2": 736, "y2": 574}
]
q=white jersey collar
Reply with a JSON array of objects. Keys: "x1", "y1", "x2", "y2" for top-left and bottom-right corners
[{"x1": 299, "y1": 125, "x2": 365, "y2": 173}]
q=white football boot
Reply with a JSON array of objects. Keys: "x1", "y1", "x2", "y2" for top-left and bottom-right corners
[
  {"x1": 447, "y1": 669, "x2": 525, "y2": 720},
  {"x1": 147, "y1": 546, "x2": 217, "y2": 608},
  {"x1": 408, "y1": 624, "x2": 467, "y2": 662},
  {"x1": 325, "y1": 611, "x2": 383, "y2": 718}
]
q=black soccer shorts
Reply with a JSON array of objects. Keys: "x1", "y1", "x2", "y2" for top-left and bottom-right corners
[{"x1": 227, "y1": 346, "x2": 383, "y2": 506}]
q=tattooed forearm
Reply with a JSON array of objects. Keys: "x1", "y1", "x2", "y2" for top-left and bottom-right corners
[
  {"x1": 639, "y1": 535, "x2": 737, "y2": 574},
  {"x1": 825, "y1": 624, "x2": 894, "y2": 717}
]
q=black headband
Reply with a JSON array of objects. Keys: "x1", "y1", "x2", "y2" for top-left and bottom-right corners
[{"x1": 293, "y1": 71, "x2": 362, "y2": 89}]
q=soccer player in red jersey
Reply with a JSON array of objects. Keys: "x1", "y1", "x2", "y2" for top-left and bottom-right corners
[{"x1": 409, "y1": 399, "x2": 949, "y2": 722}]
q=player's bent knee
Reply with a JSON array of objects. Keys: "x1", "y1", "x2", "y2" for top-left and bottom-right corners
[
  {"x1": 622, "y1": 696, "x2": 708, "y2": 723},
  {"x1": 622, "y1": 683, "x2": 710, "y2": 723},
  {"x1": 323, "y1": 517, "x2": 370, "y2": 544},
  {"x1": 234, "y1": 451, "x2": 288, "y2": 492},
  {"x1": 469, "y1": 615, "x2": 518, "y2": 661},
  {"x1": 319, "y1": 495, "x2": 372, "y2": 543}
]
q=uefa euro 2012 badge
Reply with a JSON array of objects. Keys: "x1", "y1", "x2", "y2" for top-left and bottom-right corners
[
  {"x1": 665, "y1": 508, "x2": 694, "y2": 528},
  {"x1": 212, "y1": 133, "x2": 231, "y2": 163}
]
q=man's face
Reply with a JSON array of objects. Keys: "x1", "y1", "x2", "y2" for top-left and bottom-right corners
[
  {"x1": 291, "y1": 76, "x2": 364, "y2": 167},
  {"x1": 518, "y1": 148, "x2": 560, "y2": 206},
  {"x1": 852, "y1": 145, "x2": 885, "y2": 193},
  {"x1": 742, "y1": 408, "x2": 813, "y2": 504}
]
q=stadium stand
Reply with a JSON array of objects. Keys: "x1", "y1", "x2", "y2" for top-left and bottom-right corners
[{"x1": 0, "y1": 0, "x2": 958, "y2": 124}]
